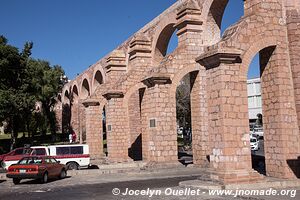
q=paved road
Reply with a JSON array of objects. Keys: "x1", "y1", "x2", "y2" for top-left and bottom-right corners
[{"x1": 1, "y1": 175, "x2": 299, "y2": 200}]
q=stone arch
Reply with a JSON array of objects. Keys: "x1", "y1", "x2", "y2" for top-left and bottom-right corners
[
  {"x1": 92, "y1": 64, "x2": 106, "y2": 93},
  {"x1": 62, "y1": 88, "x2": 70, "y2": 104},
  {"x1": 241, "y1": 37, "x2": 279, "y2": 73},
  {"x1": 201, "y1": 0, "x2": 230, "y2": 26},
  {"x1": 80, "y1": 75, "x2": 91, "y2": 99},
  {"x1": 57, "y1": 93, "x2": 62, "y2": 103},
  {"x1": 71, "y1": 83, "x2": 79, "y2": 103},
  {"x1": 169, "y1": 65, "x2": 201, "y2": 96},
  {"x1": 123, "y1": 82, "x2": 146, "y2": 161},
  {"x1": 239, "y1": 36, "x2": 300, "y2": 178},
  {"x1": 151, "y1": 13, "x2": 177, "y2": 64},
  {"x1": 123, "y1": 82, "x2": 146, "y2": 108},
  {"x1": 61, "y1": 87, "x2": 71, "y2": 135},
  {"x1": 169, "y1": 64, "x2": 210, "y2": 166},
  {"x1": 201, "y1": 0, "x2": 243, "y2": 45}
]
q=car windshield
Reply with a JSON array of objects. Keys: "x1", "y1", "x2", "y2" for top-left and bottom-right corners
[{"x1": 18, "y1": 157, "x2": 43, "y2": 165}]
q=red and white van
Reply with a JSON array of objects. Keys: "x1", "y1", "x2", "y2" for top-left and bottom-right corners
[{"x1": 1, "y1": 144, "x2": 90, "y2": 170}]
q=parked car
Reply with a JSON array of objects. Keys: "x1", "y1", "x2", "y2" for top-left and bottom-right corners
[
  {"x1": 250, "y1": 137, "x2": 259, "y2": 151},
  {"x1": 6, "y1": 156, "x2": 67, "y2": 184},
  {"x1": 253, "y1": 127, "x2": 264, "y2": 139},
  {"x1": 249, "y1": 131, "x2": 259, "y2": 139},
  {"x1": 2, "y1": 144, "x2": 90, "y2": 170}
]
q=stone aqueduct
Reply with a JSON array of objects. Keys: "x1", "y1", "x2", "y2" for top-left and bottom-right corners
[{"x1": 55, "y1": 0, "x2": 300, "y2": 183}]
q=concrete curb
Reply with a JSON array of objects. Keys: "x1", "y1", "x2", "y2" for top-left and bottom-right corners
[{"x1": 179, "y1": 179, "x2": 300, "y2": 190}]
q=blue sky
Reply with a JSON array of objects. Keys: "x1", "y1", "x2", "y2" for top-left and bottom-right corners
[{"x1": 1, "y1": 0, "x2": 259, "y2": 79}]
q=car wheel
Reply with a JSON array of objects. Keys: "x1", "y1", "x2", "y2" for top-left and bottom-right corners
[
  {"x1": 67, "y1": 162, "x2": 79, "y2": 170},
  {"x1": 59, "y1": 169, "x2": 67, "y2": 179},
  {"x1": 13, "y1": 178, "x2": 21, "y2": 185},
  {"x1": 41, "y1": 172, "x2": 48, "y2": 184}
]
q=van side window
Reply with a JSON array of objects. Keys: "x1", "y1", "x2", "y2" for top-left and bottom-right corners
[
  {"x1": 56, "y1": 146, "x2": 83, "y2": 155},
  {"x1": 70, "y1": 147, "x2": 83, "y2": 154},
  {"x1": 32, "y1": 148, "x2": 46, "y2": 155},
  {"x1": 56, "y1": 147, "x2": 69, "y2": 155}
]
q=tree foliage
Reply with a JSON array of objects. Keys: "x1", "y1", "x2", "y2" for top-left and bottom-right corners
[
  {"x1": 176, "y1": 74, "x2": 191, "y2": 129},
  {"x1": 0, "y1": 35, "x2": 65, "y2": 149}
]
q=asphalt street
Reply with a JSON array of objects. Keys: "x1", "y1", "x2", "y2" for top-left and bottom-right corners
[
  {"x1": 0, "y1": 176, "x2": 199, "y2": 200},
  {"x1": 1, "y1": 176, "x2": 299, "y2": 200}
]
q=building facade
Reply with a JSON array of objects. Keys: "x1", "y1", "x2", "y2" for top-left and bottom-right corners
[{"x1": 247, "y1": 78, "x2": 262, "y2": 126}]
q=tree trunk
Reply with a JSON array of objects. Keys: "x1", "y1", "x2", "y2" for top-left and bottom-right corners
[
  {"x1": 10, "y1": 117, "x2": 18, "y2": 151},
  {"x1": 42, "y1": 102, "x2": 57, "y2": 141}
]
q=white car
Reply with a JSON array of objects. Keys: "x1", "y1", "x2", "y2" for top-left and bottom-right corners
[
  {"x1": 253, "y1": 127, "x2": 264, "y2": 138},
  {"x1": 250, "y1": 137, "x2": 259, "y2": 151}
]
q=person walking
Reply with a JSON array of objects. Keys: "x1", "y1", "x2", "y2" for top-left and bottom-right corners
[{"x1": 69, "y1": 133, "x2": 73, "y2": 143}]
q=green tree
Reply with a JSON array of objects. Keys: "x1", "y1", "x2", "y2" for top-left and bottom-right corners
[
  {"x1": 27, "y1": 59, "x2": 65, "y2": 138},
  {"x1": 0, "y1": 35, "x2": 65, "y2": 149},
  {"x1": 0, "y1": 36, "x2": 34, "y2": 150}
]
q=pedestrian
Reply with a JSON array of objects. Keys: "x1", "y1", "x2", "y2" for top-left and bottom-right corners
[
  {"x1": 72, "y1": 131, "x2": 77, "y2": 143},
  {"x1": 69, "y1": 133, "x2": 72, "y2": 143}
]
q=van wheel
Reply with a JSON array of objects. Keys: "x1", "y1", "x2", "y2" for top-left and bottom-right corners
[
  {"x1": 67, "y1": 162, "x2": 79, "y2": 170},
  {"x1": 13, "y1": 178, "x2": 21, "y2": 185},
  {"x1": 41, "y1": 172, "x2": 48, "y2": 184},
  {"x1": 59, "y1": 169, "x2": 67, "y2": 179}
]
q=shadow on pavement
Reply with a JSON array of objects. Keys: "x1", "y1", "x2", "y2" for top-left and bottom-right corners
[{"x1": 18, "y1": 176, "x2": 71, "y2": 185}]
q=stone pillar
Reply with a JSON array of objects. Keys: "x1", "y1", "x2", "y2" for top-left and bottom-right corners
[
  {"x1": 126, "y1": 34, "x2": 152, "y2": 161},
  {"x1": 175, "y1": 0, "x2": 210, "y2": 167},
  {"x1": 127, "y1": 90, "x2": 143, "y2": 161},
  {"x1": 286, "y1": 7, "x2": 300, "y2": 130},
  {"x1": 259, "y1": 44, "x2": 300, "y2": 179},
  {"x1": 190, "y1": 70, "x2": 210, "y2": 167},
  {"x1": 70, "y1": 100, "x2": 80, "y2": 141},
  {"x1": 197, "y1": 52, "x2": 263, "y2": 184},
  {"x1": 54, "y1": 99, "x2": 63, "y2": 133},
  {"x1": 83, "y1": 99, "x2": 104, "y2": 160},
  {"x1": 103, "y1": 92, "x2": 131, "y2": 162},
  {"x1": 141, "y1": 75, "x2": 178, "y2": 163}
]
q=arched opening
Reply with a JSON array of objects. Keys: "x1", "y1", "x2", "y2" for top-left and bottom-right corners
[
  {"x1": 166, "y1": 30, "x2": 178, "y2": 55},
  {"x1": 247, "y1": 46, "x2": 276, "y2": 175},
  {"x1": 70, "y1": 85, "x2": 80, "y2": 143},
  {"x1": 93, "y1": 70, "x2": 103, "y2": 91},
  {"x1": 81, "y1": 79, "x2": 90, "y2": 99},
  {"x1": 62, "y1": 90, "x2": 71, "y2": 137},
  {"x1": 72, "y1": 85, "x2": 79, "y2": 103},
  {"x1": 102, "y1": 106, "x2": 107, "y2": 156},
  {"x1": 127, "y1": 88, "x2": 145, "y2": 161},
  {"x1": 154, "y1": 23, "x2": 178, "y2": 64},
  {"x1": 176, "y1": 72, "x2": 200, "y2": 165},
  {"x1": 205, "y1": 0, "x2": 244, "y2": 45},
  {"x1": 63, "y1": 90, "x2": 70, "y2": 104},
  {"x1": 57, "y1": 94, "x2": 62, "y2": 103}
]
